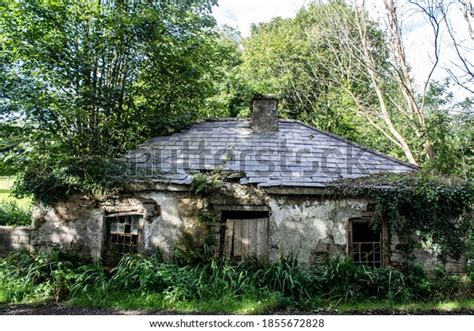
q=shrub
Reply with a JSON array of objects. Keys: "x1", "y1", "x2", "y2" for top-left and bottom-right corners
[
  {"x1": 12, "y1": 157, "x2": 130, "y2": 205},
  {"x1": 109, "y1": 255, "x2": 262, "y2": 300},
  {"x1": 69, "y1": 264, "x2": 110, "y2": 296},
  {"x1": 468, "y1": 231, "x2": 474, "y2": 281},
  {"x1": 0, "y1": 249, "x2": 76, "y2": 301},
  {"x1": 370, "y1": 267, "x2": 409, "y2": 301},
  {"x1": 190, "y1": 172, "x2": 223, "y2": 195},
  {"x1": 313, "y1": 257, "x2": 369, "y2": 302},
  {"x1": 0, "y1": 200, "x2": 32, "y2": 226},
  {"x1": 400, "y1": 262, "x2": 432, "y2": 300}
]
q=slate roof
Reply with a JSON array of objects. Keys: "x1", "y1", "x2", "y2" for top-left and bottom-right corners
[{"x1": 124, "y1": 119, "x2": 417, "y2": 188}]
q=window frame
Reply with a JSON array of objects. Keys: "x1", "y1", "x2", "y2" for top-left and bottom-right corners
[
  {"x1": 103, "y1": 213, "x2": 145, "y2": 259},
  {"x1": 348, "y1": 218, "x2": 389, "y2": 268}
]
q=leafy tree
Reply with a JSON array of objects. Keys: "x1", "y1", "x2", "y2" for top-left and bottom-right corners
[
  {"x1": 202, "y1": 25, "x2": 252, "y2": 118},
  {"x1": 0, "y1": 0, "x2": 222, "y2": 199},
  {"x1": 424, "y1": 81, "x2": 473, "y2": 179},
  {"x1": 236, "y1": 1, "x2": 473, "y2": 174},
  {"x1": 238, "y1": 3, "x2": 404, "y2": 159}
]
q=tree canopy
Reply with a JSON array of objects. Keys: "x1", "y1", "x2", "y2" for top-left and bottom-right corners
[
  {"x1": 0, "y1": 0, "x2": 219, "y2": 172},
  {"x1": 0, "y1": 0, "x2": 472, "y2": 201},
  {"x1": 225, "y1": 2, "x2": 472, "y2": 178}
]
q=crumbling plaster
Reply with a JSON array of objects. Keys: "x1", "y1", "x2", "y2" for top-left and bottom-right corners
[{"x1": 268, "y1": 197, "x2": 368, "y2": 264}]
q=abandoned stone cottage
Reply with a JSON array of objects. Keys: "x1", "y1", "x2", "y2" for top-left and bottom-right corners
[{"x1": 3, "y1": 96, "x2": 463, "y2": 272}]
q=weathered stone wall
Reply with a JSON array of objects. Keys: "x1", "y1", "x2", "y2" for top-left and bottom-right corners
[
  {"x1": 136, "y1": 191, "x2": 207, "y2": 259},
  {"x1": 0, "y1": 226, "x2": 32, "y2": 256},
  {"x1": 267, "y1": 196, "x2": 368, "y2": 265},
  {"x1": 27, "y1": 184, "x2": 467, "y2": 272},
  {"x1": 31, "y1": 191, "x2": 206, "y2": 262},
  {"x1": 31, "y1": 198, "x2": 104, "y2": 261}
]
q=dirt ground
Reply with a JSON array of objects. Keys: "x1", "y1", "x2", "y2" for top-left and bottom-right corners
[
  {"x1": 0, "y1": 302, "x2": 473, "y2": 315},
  {"x1": 0, "y1": 302, "x2": 127, "y2": 315}
]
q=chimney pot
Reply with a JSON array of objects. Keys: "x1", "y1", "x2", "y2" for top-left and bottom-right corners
[{"x1": 251, "y1": 95, "x2": 278, "y2": 132}]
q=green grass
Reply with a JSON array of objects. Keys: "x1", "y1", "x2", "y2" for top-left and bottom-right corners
[
  {"x1": 0, "y1": 191, "x2": 31, "y2": 208},
  {"x1": 0, "y1": 177, "x2": 12, "y2": 189},
  {"x1": 0, "y1": 177, "x2": 32, "y2": 213},
  {"x1": 68, "y1": 290, "x2": 281, "y2": 314},
  {"x1": 336, "y1": 299, "x2": 474, "y2": 313},
  {"x1": 7, "y1": 287, "x2": 473, "y2": 314},
  {"x1": 0, "y1": 287, "x2": 6, "y2": 305}
]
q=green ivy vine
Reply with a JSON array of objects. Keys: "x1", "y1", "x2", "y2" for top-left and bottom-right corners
[{"x1": 328, "y1": 173, "x2": 473, "y2": 262}]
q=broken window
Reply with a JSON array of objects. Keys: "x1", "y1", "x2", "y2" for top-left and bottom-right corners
[
  {"x1": 106, "y1": 214, "x2": 143, "y2": 256},
  {"x1": 221, "y1": 210, "x2": 269, "y2": 262},
  {"x1": 350, "y1": 220, "x2": 382, "y2": 267}
]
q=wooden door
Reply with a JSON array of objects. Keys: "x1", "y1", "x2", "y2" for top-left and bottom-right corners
[{"x1": 224, "y1": 218, "x2": 269, "y2": 261}]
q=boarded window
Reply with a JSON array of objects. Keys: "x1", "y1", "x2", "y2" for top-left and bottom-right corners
[
  {"x1": 350, "y1": 220, "x2": 382, "y2": 267},
  {"x1": 222, "y1": 211, "x2": 269, "y2": 262},
  {"x1": 106, "y1": 214, "x2": 143, "y2": 256}
]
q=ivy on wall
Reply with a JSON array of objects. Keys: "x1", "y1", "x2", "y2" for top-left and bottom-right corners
[{"x1": 329, "y1": 173, "x2": 473, "y2": 262}]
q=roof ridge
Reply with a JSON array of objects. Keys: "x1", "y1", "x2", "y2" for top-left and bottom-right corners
[{"x1": 280, "y1": 119, "x2": 418, "y2": 169}]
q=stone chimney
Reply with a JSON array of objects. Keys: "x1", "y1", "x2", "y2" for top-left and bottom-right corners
[{"x1": 251, "y1": 95, "x2": 278, "y2": 132}]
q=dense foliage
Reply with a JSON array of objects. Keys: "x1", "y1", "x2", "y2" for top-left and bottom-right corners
[
  {"x1": 11, "y1": 157, "x2": 131, "y2": 204},
  {"x1": 0, "y1": 200, "x2": 31, "y2": 226},
  {"x1": 0, "y1": 0, "x2": 224, "y2": 198},
  {"x1": 1, "y1": 1, "x2": 472, "y2": 201},
  {"x1": 423, "y1": 84, "x2": 473, "y2": 179},
  {"x1": 0, "y1": 250, "x2": 472, "y2": 310},
  {"x1": 330, "y1": 173, "x2": 474, "y2": 261},
  {"x1": 219, "y1": 3, "x2": 473, "y2": 176}
]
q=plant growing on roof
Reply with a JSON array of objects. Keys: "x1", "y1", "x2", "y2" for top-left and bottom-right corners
[{"x1": 190, "y1": 171, "x2": 224, "y2": 195}]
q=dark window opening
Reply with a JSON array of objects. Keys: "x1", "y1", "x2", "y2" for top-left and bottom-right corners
[
  {"x1": 351, "y1": 221, "x2": 382, "y2": 268},
  {"x1": 220, "y1": 210, "x2": 269, "y2": 262},
  {"x1": 106, "y1": 215, "x2": 143, "y2": 256}
]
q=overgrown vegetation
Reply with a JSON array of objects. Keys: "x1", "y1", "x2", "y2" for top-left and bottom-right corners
[
  {"x1": 330, "y1": 172, "x2": 473, "y2": 262},
  {"x1": 1, "y1": 1, "x2": 471, "y2": 204},
  {"x1": 11, "y1": 157, "x2": 131, "y2": 205},
  {"x1": 0, "y1": 250, "x2": 472, "y2": 313},
  {"x1": 0, "y1": 0, "x2": 223, "y2": 202},
  {"x1": 0, "y1": 200, "x2": 32, "y2": 226},
  {"x1": 190, "y1": 171, "x2": 224, "y2": 195}
]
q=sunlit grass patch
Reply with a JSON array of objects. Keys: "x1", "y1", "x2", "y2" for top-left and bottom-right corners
[
  {"x1": 0, "y1": 177, "x2": 13, "y2": 189},
  {"x1": 0, "y1": 286, "x2": 6, "y2": 304},
  {"x1": 0, "y1": 191, "x2": 32, "y2": 209},
  {"x1": 0, "y1": 177, "x2": 32, "y2": 208},
  {"x1": 0, "y1": 177, "x2": 33, "y2": 225},
  {"x1": 68, "y1": 290, "x2": 281, "y2": 314},
  {"x1": 336, "y1": 299, "x2": 474, "y2": 313}
]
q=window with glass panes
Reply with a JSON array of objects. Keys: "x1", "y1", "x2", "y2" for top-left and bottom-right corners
[{"x1": 106, "y1": 214, "x2": 143, "y2": 255}]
